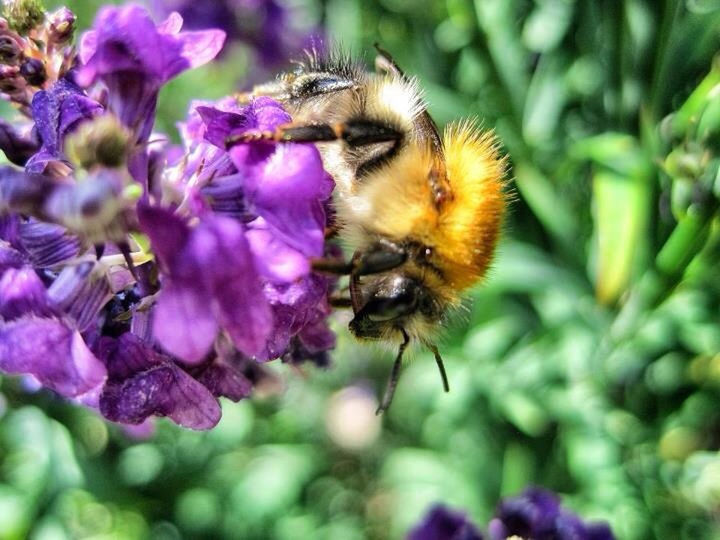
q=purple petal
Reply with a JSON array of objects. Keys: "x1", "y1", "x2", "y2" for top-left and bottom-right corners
[
  {"x1": 200, "y1": 173, "x2": 252, "y2": 220},
  {"x1": 197, "y1": 106, "x2": 256, "y2": 148},
  {"x1": 0, "y1": 119, "x2": 39, "y2": 166},
  {"x1": 246, "y1": 225, "x2": 310, "y2": 282},
  {"x1": 407, "y1": 505, "x2": 483, "y2": 540},
  {"x1": 0, "y1": 244, "x2": 26, "y2": 272},
  {"x1": 198, "y1": 217, "x2": 272, "y2": 357},
  {"x1": 255, "y1": 143, "x2": 329, "y2": 202},
  {"x1": 78, "y1": 30, "x2": 98, "y2": 65},
  {"x1": 137, "y1": 204, "x2": 189, "y2": 269},
  {"x1": 252, "y1": 97, "x2": 293, "y2": 130},
  {"x1": 29, "y1": 77, "x2": 102, "y2": 168},
  {"x1": 157, "y1": 11, "x2": 184, "y2": 34},
  {"x1": 587, "y1": 523, "x2": 616, "y2": 540},
  {"x1": 0, "y1": 316, "x2": 106, "y2": 397},
  {"x1": 18, "y1": 219, "x2": 80, "y2": 267},
  {"x1": 0, "y1": 267, "x2": 51, "y2": 319},
  {"x1": 78, "y1": 4, "x2": 224, "y2": 85},
  {"x1": 98, "y1": 334, "x2": 220, "y2": 429},
  {"x1": 193, "y1": 352, "x2": 253, "y2": 401},
  {"x1": 152, "y1": 281, "x2": 218, "y2": 364},
  {"x1": 178, "y1": 29, "x2": 226, "y2": 70},
  {"x1": 47, "y1": 262, "x2": 112, "y2": 332}
]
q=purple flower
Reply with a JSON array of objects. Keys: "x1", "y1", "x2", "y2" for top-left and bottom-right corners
[
  {"x1": 200, "y1": 97, "x2": 332, "y2": 262},
  {"x1": 77, "y1": 4, "x2": 225, "y2": 183},
  {"x1": 138, "y1": 205, "x2": 273, "y2": 364},
  {"x1": 488, "y1": 488, "x2": 615, "y2": 540},
  {"x1": 407, "y1": 505, "x2": 484, "y2": 540}
]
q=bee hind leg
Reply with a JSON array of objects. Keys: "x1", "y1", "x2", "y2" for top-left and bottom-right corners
[{"x1": 226, "y1": 120, "x2": 402, "y2": 148}]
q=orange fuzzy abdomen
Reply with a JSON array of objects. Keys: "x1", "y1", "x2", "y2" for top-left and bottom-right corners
[
  {"x1": 352, "y1": 122, "x2": 506, "y2": 292},
  {"x1": 433, "y1": 124, "x2": 506, "y2": 289}
]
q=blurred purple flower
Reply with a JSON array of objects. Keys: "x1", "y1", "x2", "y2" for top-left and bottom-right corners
[
  {"x1": 409, "y1": 488, "x2": 614, "y2": 540},
  {"x1": 148, "y1": 0, "x2": 319, "y2": 66},
  {"x1": 26, "y1": 76, "x2": 103, "y2": 176},
  {"x1": 0, "y1": 119, "x2": 39, "y2": 167},
  {"x1": 487, "y1": 487, "x2": 615, "y2": 540},
  {"x1": 408, "y1": 505, "x2": 484, "y2": 540}
]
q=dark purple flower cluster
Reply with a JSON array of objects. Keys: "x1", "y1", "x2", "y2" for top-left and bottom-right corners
[
  {"x1": 148, "y1": 0, "x2": 319, "y2": 67},
  {"x1": 0, "y1": 2, "x2": 335, "y2": 430},
  {"x1": 409, "y1": 488, "x2": 615, "y2": 540}
]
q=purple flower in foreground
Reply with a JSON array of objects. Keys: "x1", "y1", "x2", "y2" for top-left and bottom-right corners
[
  {"x1": 138, "y1": 206, "x2": 272, "y2": 363},
  {"x1": 0, "y1": 4, "x2": 334, "y2": 430},
  {"x1": 408, "y1": 505, "x2": 484, "y2": 540},
  {"x1": 487, "y1": 487, "x2": 615, "y2": 540}
]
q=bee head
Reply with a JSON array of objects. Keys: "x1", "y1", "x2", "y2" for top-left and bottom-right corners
[{"x1": 348, "y1": 272, "x2": 439, "y2": 340}]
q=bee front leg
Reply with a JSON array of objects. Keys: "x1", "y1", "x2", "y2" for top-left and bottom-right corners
[{"x1": 311, "y1": 242, "x2": 406, "y2": 277}]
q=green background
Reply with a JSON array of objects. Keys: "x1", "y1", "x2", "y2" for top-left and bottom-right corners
[{"x1": 2, "y1": 0, "x2": 720, "y2": 538}]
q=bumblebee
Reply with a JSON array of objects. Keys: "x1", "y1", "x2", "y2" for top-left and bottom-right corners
[{"x1": 232, "y1": 46, "x2": 506, "y2": 413}]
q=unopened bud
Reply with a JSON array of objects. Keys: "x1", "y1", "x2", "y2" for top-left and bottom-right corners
[
  {"x1": 664, "y1": 145, "x2": 707, "y2": 181},
  {"x1": 65, "y1": 114, "x2": 131, "y2": 170},
  {"x1": 0, "y1": 33, "x2": 22, "y2": 64},
  {"x1": 46, "y1": 7, "x2": 74, "y2": 45},
  {"x1": 0, "y1": 64, "x2": 24, "y2": 93},
  {"x1": 19, "y1": 57, "x2": 44, "y2": 85},
  {"x1": 3, "y1": 0, "x2": 45, "y2": 35}
]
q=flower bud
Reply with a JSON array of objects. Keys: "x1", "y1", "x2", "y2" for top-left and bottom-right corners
[
  {"x1": 0, "y1": 64, "x2": 24, "y2": 94},
  {"x1": 664, "y1": 145, "x2": 707, "y2": 181},
  {"x1": 65, "y1": 115, "x2": 131, "y2": 170},
  {"x1": 2, "y1": 0, "x2": 45, "y2": 35},
  {"x1": 46, "y1": 7, "x2": 74, "y2": 45},
  {"x1": 0, "y1": 33, "x2": 23, "y2": 64},
  {"x1": 19, "y1": 57, "x2": 45, "y2": 85}
]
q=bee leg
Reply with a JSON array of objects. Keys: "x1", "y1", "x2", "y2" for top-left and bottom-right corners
[
  {"x1": 226, "y1": 120, "x2": 402, "y2": 148},
  {"x1": 373, "y1": 43, "x2": 406, "y2": 78},
  {"x1": 353, "y1": 246, "x2": 406, "y2": 275},
  {"x1": 311, "y1": 244, "x2": 406, "y2": 277},
  {"x1": 376, "y1": 328, "x2": 410, "y2": 415},
  {"x1": 329, "y1": 296, "x2": 353, "y2": 308},
  {"x1": 426, "y1": 342, "x2": 450, "y2": 393},
  {"x1": 311, "y1": 257, "x2": 353, "y2": 275}
]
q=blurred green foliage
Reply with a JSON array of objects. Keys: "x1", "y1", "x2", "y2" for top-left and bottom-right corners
[{"x1": 3, "y1": 0, "x2": 720, "y2": 539}]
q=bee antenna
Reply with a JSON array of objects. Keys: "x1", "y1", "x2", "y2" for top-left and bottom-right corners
[
  {"x1": 426, "y1": 342, "x2": 450, "y2": 393},
  {"x1": 376, "y1": 328, "x2": 411, "y2": 415}
]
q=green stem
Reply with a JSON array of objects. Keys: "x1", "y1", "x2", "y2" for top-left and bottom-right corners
[
  {"x1": 648, "y1": 0, "x2": 682, "y2": 121},
  {"x1": 611, "y1": 198, "x2": 719, "y2": 341}
]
